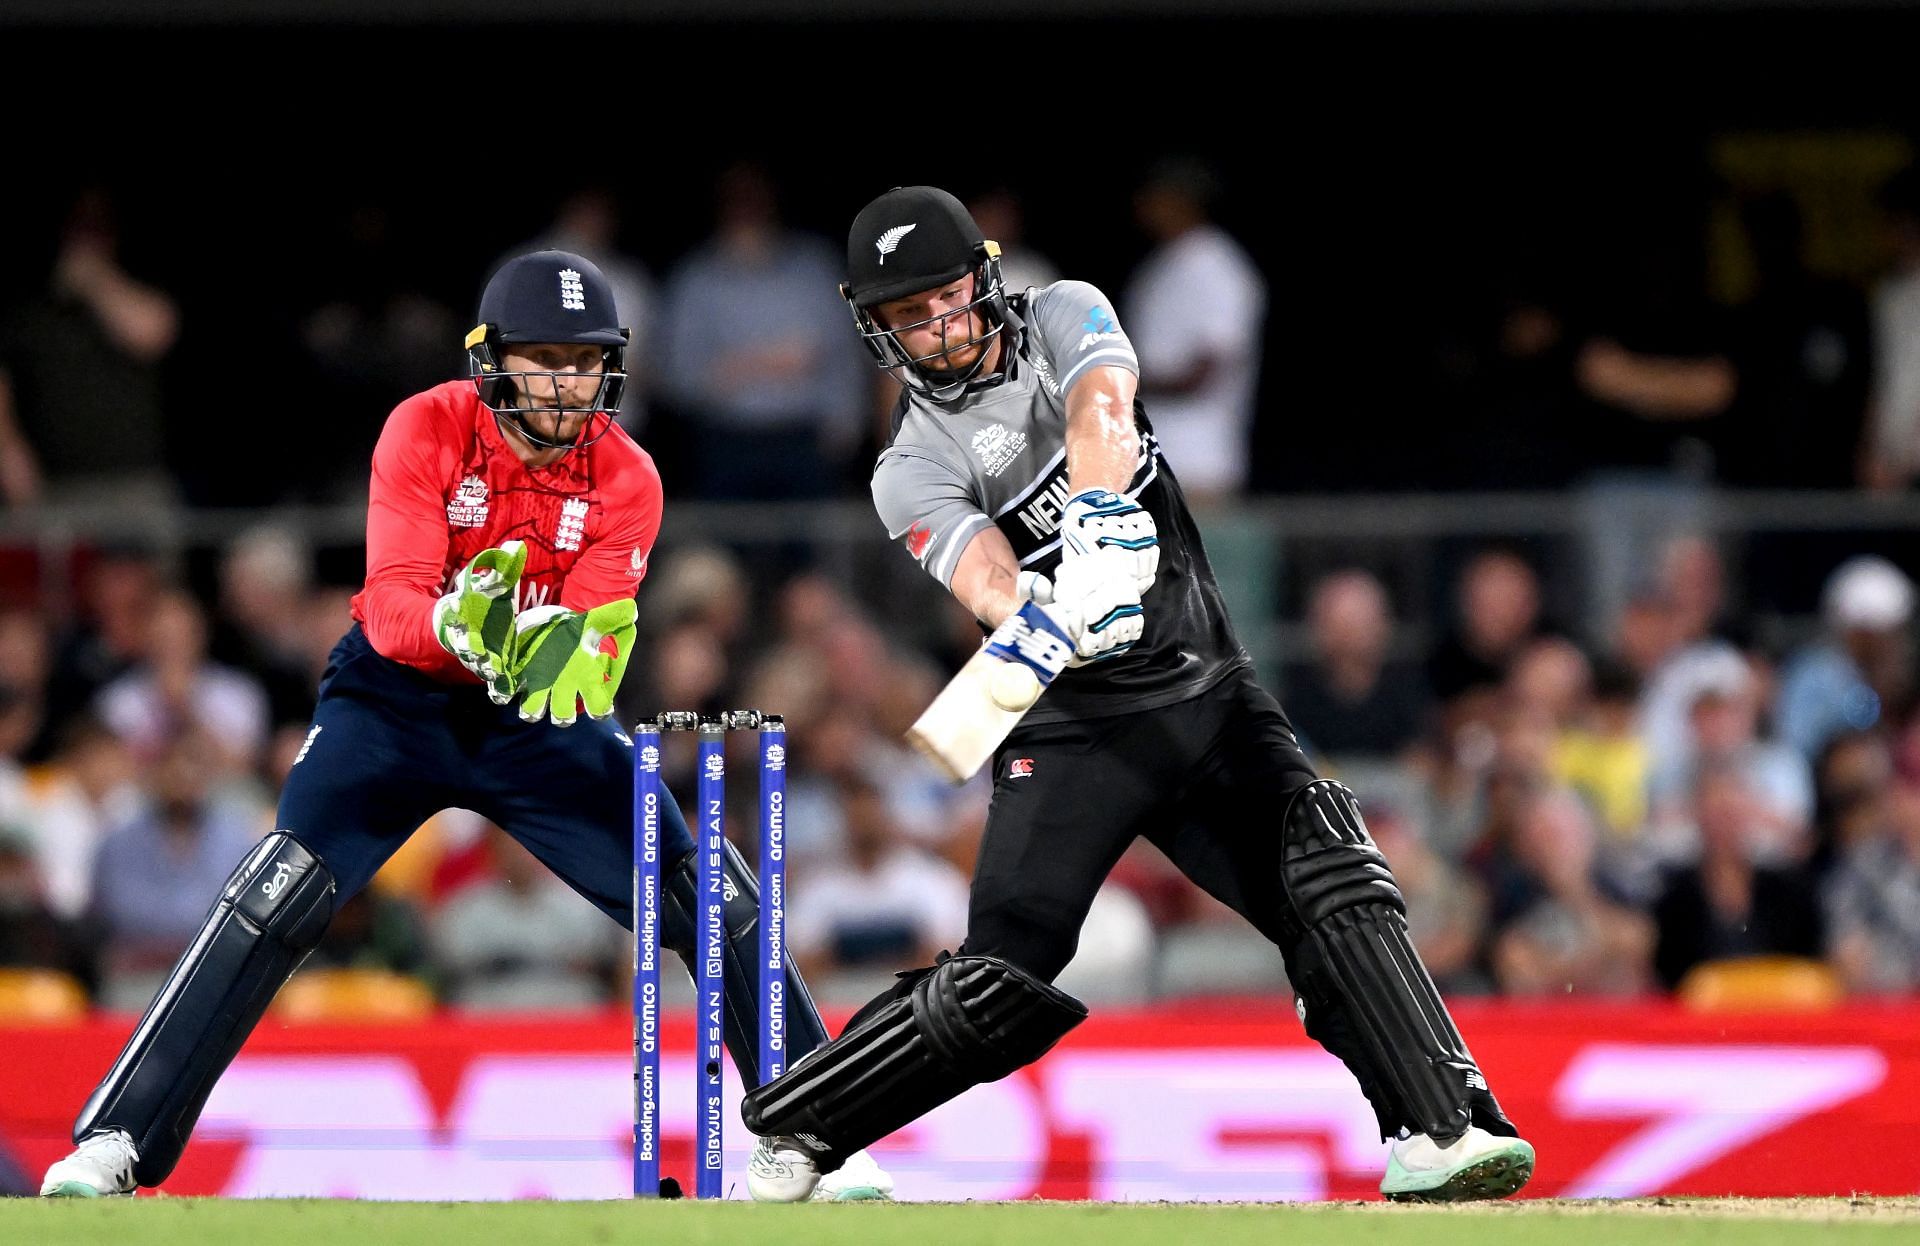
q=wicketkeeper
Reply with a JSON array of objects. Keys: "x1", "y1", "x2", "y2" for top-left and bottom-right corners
[{"x1": 40, "y1": 250, "x2": 891, "y2": 1202}]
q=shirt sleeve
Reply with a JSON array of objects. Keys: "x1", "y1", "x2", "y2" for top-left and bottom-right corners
[
  {"x1": 560, "y1": 448, "x2": 663, "y2": 611},
  {"x1": 358, "y1": 396, "x2": 457, "y2": 667},
  {"x1": 872, "y1": 449, "x2": 991, "y2": 589},
  {"x1": 1029, "y1": 279, "x2": 1139, "y2": 397}
]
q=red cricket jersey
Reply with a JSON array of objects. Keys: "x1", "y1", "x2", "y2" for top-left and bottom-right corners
[{"x1": 350, "y1": 380, "x2": 663, "y2": 683}]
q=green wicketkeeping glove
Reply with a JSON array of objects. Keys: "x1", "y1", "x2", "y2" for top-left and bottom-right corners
[
  {"x1": 508, "y1": 597, "x2": 639, "y2": 727},
  {"x1": 432, "y1": 542, "x2": 528, "y2": 704}
]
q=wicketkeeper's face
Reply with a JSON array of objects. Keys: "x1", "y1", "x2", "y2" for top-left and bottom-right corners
[{"x1": 499, "y1": 343, "x2": 605, "y2": 443}]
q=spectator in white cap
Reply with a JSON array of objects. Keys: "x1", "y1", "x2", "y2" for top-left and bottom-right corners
[
  {"x1": 1775, "y1": 555, "x2": 1916, "y2": 764},
  {"x1": 1646, "y1": 649, "x2": 1813, "y2": 867}
]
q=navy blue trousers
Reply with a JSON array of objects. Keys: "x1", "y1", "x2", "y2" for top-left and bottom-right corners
[
  {"x1": 71, "y1": 625, "x2": 829, "y2": 1182},
  {"x1": 281, "y1": 624, "x2": 681, "y2": 920}
]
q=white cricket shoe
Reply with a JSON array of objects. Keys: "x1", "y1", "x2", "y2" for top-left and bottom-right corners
[
  {"x1": 40, "y1": 1128, "x2": 139, "y2": 1198},
  {"x1": 1379, "y1": 1125, "x2": 1534, "y2": 1202},
  {"x1": 746, "y1": 1134, "x2": 821, "y2": 1203},
  {"x1": 811, "y1": 1147, "x2": 895, "y2": 1202}
]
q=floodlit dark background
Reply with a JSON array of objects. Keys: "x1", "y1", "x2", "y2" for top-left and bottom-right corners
[{"x1": 5, "y1": 0, "x2": 1920, "y2": 1025}]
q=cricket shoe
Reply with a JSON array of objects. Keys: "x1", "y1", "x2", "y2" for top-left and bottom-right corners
[
  {"x1": 40, "y1": 1128, "x2": 139, "y2": 1198},
  {"x1": 1380, "y1": 1125, "x2": 1534, "y2": 1202},
  {"x1": 746, "y1": 1134, "x2": 821, "y2": 1203},
  {"x1": 811, "y1": 1148, "x2": 894, "y2": 1202}
]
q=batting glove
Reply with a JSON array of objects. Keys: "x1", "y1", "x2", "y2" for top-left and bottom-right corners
[
  {"x1": 433, "y1": 542, "x2": 527, "y2": 702},
  {"x1": 1059, "y1": 489, "x2": 1158, "y2": 595},
  {"x1": 1048, "y1": 554, "x2": 1144, "y2": 663},
  {"x1": 984, "y1": 600, "x2": 1077, "y2": 687},
  {"x1": 508, "y1": 597, "x2": 639, "y2": 727}
]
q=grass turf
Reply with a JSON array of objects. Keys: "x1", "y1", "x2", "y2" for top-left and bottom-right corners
[{"x1": 5, "y1": 1198, "x2": 1919, "y2": 1246}]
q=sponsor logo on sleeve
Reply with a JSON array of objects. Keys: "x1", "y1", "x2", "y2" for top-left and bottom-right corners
[
  {"x1": 629, "y1": 547, "x2": 648, "y2": 578},
  {"x1": 1009, "y1": 757, "x2": 1035, "y2": 779},
  {"x1": 1077, "y1": 305, "x2": 1124, "y2": 351},
  {"x1": 906, "y1": 521, "x2": 934, "y2": 560}
]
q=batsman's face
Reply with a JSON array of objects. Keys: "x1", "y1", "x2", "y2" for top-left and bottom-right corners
[
  {"x1": 877, "y1": 274, "x2": 992, "y2": 373},
  {"x1": 501, "y1": 343, "x2": 604, "y2": 442}
]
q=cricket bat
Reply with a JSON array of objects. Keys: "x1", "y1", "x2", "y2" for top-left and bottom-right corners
[{"x1": 906, "y1": 644, "x2": 1047, "y2": 783}]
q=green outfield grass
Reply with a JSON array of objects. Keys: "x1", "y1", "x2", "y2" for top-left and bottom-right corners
[{"x1": 5, "y1": 1198, "x2": 1918, "y2": 1246}]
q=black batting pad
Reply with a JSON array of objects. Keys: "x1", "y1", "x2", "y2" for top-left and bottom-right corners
[{"x1": 741, "y1": 955, "x2": 1085, "y2": 1172}]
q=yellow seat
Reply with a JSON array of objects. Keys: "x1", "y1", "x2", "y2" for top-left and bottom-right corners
[
  {"x1": 0, "y1": 967, "x2": 89, "y2": 1023},
  {"x1": 1677, "y1": 955, "x2": 1843, "y2": 1012},
  {"x1": 271, "y1": 968, "x2": 435, "y2": 1023}
]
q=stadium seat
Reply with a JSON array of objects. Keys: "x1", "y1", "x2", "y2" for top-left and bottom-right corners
[
  {"x1": 0, "y1": 967, "x2": 90, "y2": 1023},
  {"x1": 271, "y1": 968, "x2": 436, "y2": 1023},
  {"x1": 1676, "y1": 955, "x2": 1843, "y2": 1012}
]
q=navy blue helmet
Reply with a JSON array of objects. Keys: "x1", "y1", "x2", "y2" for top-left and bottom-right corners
[{"x1": 466, "y1": 249, "x2": 629, "y2": 449}]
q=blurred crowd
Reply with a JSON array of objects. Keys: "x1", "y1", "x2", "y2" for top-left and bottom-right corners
[
  {"x1": 13, "y1": 153, "x2": 1920, "y2": 516},
  {"x1": 4, "y1": 522, "x2": 1920, "y2": 1015},
  {"x1": 5, "y1": 148, "x2": 1920, "y2": 1016}
]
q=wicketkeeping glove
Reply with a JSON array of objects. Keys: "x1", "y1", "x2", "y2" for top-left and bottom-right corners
[
  {"x1": 1060, "y1": 489, "x2": 1159, "y2": 595},
  {"x1": 433, "y1": 542, "x2": 528, "y2": 702},
  {"x1": 507, "y1": 597, "x2": 639, "y2": 727}
]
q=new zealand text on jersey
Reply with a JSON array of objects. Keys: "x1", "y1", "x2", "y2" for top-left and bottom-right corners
[{"x1": 1016, "y1": 473, "x2": 1074, "y2": 541}]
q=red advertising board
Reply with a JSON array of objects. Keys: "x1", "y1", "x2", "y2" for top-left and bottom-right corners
[{"x1": 1, "y1": 1000, "x2": 1914, "y2": 1201}]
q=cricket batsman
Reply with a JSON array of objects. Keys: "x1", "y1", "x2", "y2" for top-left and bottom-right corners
[{"x1": 739, "y1": 188, "x2": 1535, "y2": 1202}]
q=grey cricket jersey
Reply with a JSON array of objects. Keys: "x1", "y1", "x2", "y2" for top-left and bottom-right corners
[{"x1": 872, "y1": 279, "x2": 1250, "y2": 724}]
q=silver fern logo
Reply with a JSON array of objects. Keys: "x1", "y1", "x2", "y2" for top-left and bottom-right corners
[{"x1": 875, "y1": 224, "x2": 917, "y2": 264}]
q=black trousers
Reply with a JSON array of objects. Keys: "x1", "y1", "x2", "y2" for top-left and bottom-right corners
[
  {"x1": 963, "y1": 666, "x2": 1408, "y2": 1135},
  {"x1": 965, "y1": 667, "x2": 1315, "y2": 976}
]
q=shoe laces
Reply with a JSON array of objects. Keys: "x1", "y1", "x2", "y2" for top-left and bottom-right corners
[{"x1": 79, "y1": 1129, "x2": 138, "y2": 1173}]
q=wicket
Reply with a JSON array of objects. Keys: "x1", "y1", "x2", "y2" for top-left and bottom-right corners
[{"x1": 632, "y1": 710, "x2": 787, "y2": 1199}]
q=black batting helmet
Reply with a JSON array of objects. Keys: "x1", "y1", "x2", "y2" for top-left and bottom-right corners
[
  {"x1": 466, "y1": 249, "x2": 630, "y2": 449},
  {"x1": 842, "y1": 186, "x2": 1012, "y2": 402}
]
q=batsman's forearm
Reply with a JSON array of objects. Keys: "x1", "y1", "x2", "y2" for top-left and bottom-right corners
[
  {"x1": 949, "y1": 527, "x2": 1027, "y2": 628},
  {"x1": 1064, "y1": 366, "x2": 1140, "y2": 491},
  {"x1": 966, "y1": 573, "x2": 1026, "y2": 630}
]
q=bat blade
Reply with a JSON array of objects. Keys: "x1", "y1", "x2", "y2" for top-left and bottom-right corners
[{"x1": 906, "y1": 647, "x2": 1043, "y2": 783}]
